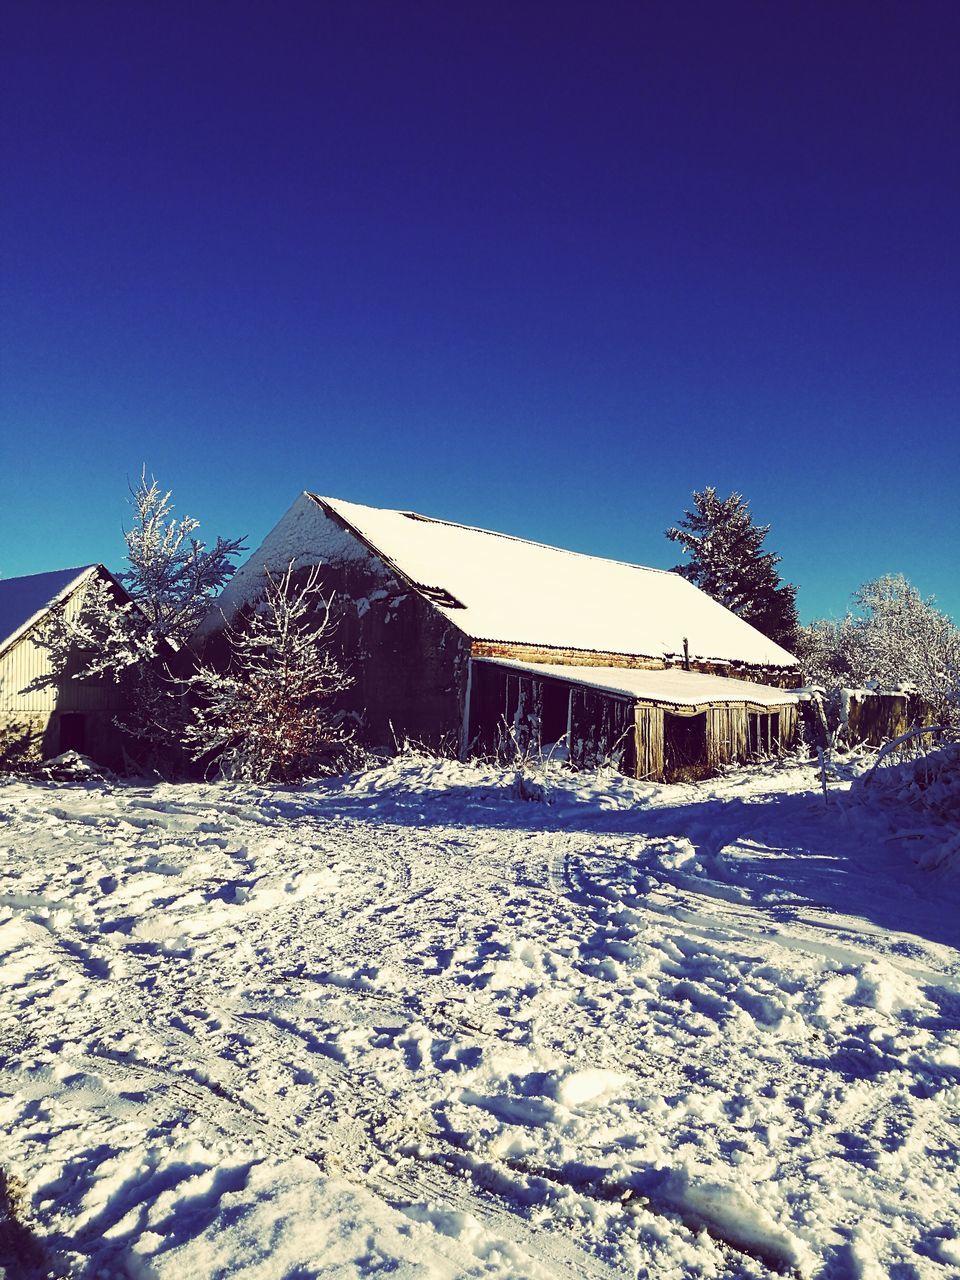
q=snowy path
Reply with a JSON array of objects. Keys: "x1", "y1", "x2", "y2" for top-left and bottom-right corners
[{"x1": 1, "y1": 758, "x2": 959, "y2": 1278}]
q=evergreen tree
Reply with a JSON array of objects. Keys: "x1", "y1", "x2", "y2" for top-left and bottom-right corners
[
  {"x1": 183, "y1": 563, "x2": 357, "y2": 782},
  {"x1": 29, "y1": 472, "x2": 245, "y2": 763},
  {"x1": 33, "y1": 472, "x2": 245, "y2": 676},
  {"x1": 666, "y1": 487, "x2": 799, "y2": 649},
  {"x1": 119, "y1": 471, "x2": 246, "y2": 647}
]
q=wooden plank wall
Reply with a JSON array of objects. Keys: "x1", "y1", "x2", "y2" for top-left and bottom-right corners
[
  {"x1": 472, "y1": 641, "x2": 666, "y2": 671},
  {"x1": 470, "y1": 640, "x2": 799, "y2": 687},
  {"x1": 780, "y1": 704, "x2": 799, "y2": 750},
  {"x1": 844, "y1": 692, "x2": 929, "y2": 747},
  {"x1": 634, "y1": 704, "x2": 664, "y2": 779},
  {"x1": 707, "y1": 705, "x2": 748, "y2": 769},
  {"x1": 466, "y1": 661, "x2": 800, "y2": 781},
  {"x1": 1, "y1": 575, "x2": 133, "y2": 766},
  {"x1": 707, "y1": 703, "x2": 798, "y2": 768},
  {"x1": 634, "y1": 700, "x2": 799, "y2": 780},
  {"x1": 0, "y1": 586, "x2": 126, "y2": 715}
]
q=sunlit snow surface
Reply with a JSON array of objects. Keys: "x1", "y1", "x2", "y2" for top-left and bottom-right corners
[{"x1": 1, "y1": 757, "x2": 959, "y2": 1278}]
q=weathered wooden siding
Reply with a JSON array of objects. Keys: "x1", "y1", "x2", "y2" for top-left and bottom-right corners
[
  {"x1": 472, "y1": 641, "x2": 667, "y2": 671},
  {"x1": 467, "y1": 660, "x2": 802, "y2": 782},
  {"x1": 780, "y1": 704, "x2": 799, "y2": 751},
  {"x1": 707, "y1": 705, "x2": 748, "y2": 769},
  {"x1": 634, "y1": 703, "x2": 664, "y2": 779},
  {"x1": 335, "y1": 568, "x2": 470, "y2": 751},
  {"x1": 631, "y1": 698, "x2": 799, "y2": 782},
  {"x1": 707, "y1": 702, "x2": 799, "y2": 768},
  {"x1": 843, "y1": 691, "x2": 930, "y2": 747},
  {"x1": 707, "y1": 702, "x2": 798, "y2": 768},
  {"x1": 0, "y1": 585, "x2": 123, "y2": 714},
  {"x1": 200, "y1": 556, "x2": 470, "y2": 753}
]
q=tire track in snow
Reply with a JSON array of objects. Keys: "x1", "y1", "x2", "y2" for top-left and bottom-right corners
[
  {"x1": 0, "y1": 882, "x2": 624, "y2": 1280},
  {"x1": 62, "y1": 996, "x2": 624, "y2": 1280}
]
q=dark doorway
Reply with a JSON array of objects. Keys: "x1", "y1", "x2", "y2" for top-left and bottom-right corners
[
  {"x1": 663, "y1": 711, "x2": 708, "y2": 780},
  {"x1": 58, "y1": 713, "x2": 86, "y2": 754},
  {"x1": 539, "y1": 680, "x2": 570, "y2": 749}
]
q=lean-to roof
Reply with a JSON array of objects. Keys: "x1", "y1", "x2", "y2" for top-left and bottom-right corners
[{"x1": 473, "y1": 657, "x2": 800, "y2": 709}]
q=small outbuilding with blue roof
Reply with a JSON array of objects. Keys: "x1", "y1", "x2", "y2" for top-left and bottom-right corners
[{"x1": 0, "y1": 565, "x2": 131, "y2": 767}]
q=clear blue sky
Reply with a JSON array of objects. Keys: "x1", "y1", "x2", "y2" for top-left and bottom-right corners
[{"x1": 2, "y1": 1, "x2": 958, "y2": 623}]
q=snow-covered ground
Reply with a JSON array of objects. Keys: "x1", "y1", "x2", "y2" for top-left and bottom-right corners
[{"x1": 1, "y1": 754, "x2": 959, "y2": 1279}]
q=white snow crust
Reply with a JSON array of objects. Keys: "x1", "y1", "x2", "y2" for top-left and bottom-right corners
[
  {"x1": 474, "y1": 657, "x2": 800, "y2": 708},
  {"x1": 2, "y1": 754, "x2": 959, "y2": 1278},
  {"x1": 200, "y1": 493, "x2": 798, "y2": 668}
]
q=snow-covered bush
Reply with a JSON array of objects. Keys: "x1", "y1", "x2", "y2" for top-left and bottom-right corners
[
  {"x1": 798, "y1": 575, "x2": 960, "y2": 728},
  {"x1": 183, "y1": 563, "x2": 357, "y2": 783},
  {"x1": 854, "y1": 742, "x2": 960, "y2": 873}
]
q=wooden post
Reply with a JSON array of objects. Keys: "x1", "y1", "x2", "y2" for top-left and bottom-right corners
[{"x1": 459, "y1": 658, "x2": 473, "y2": 760}]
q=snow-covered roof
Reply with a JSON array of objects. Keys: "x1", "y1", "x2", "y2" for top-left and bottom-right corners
[
  {"x1": 315, "y1": 495, "x2": 797, "y2": 668},
  {"x1": 474, "y1": 657, "x2": 800, "y2": 708},
  {"x1": 206, "y1": 492, "x2": 798, "y2": 668},
  {"x1": 0, "y1": 566, "x2": 97, "y2": 657}
]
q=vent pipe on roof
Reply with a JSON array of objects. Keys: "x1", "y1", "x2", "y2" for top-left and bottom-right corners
[{"x1": 683, "y1": 637, "x2": 690, "y2": 671}]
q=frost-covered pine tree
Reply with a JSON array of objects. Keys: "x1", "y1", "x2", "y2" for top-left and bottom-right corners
[
  {"x1": 27, "y1": 575, "x2": 153, "y2": 682},
  {"x1": 34, "y1": 472, "x2": 244, "y2": 674},
  {"x1": 666, "y1": 487, "x2": 799, "y2": 649},
  {"x1": 183, "y1": 563, "x2": 357, "y2": 783},
  {"x1": 30, "y1": 472, "x2": 245, "y2": 760},
  {"x1": 798, "y1": 574, "x2": 960, "y2": 724},
  {"x1": 120, "y1": 471, "x2": 245, "y2": 647}
]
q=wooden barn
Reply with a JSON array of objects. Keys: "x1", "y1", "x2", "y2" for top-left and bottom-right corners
[
  {"x1": 0, "y1": 565, "x2": 131, "y2": 768},
  {"x1": 198, "y1": 493, "x2": 803, "y2": 781}
]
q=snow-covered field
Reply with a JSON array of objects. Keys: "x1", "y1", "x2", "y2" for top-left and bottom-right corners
[{"x1": 1, "y1": 754, "x2": 959, "y2": 1279}]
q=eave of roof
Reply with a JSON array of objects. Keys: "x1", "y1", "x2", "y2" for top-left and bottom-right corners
[
  {"x1": 473, "y1": 656, "x2": 800, "y2": 709},
  {"x1": 0, "y1": 566, "x2": 98, "y2": 659}
]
